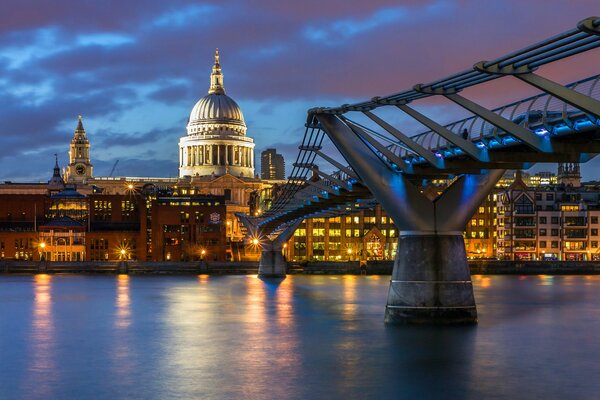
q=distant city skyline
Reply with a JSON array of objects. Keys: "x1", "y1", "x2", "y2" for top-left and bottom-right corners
[{"x1": 0, "y1": 1, "x2": 599, "y2": 181}]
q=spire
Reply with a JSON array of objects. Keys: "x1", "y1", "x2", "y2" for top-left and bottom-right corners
[
  {"x1": 48, "y1": 153, "x2": 65, "y2": 190},
  {"x1": 208, "y1": 48, "x2": 225, "y2": 95},
  {"x1": 75, "y1": 114, "x2": 86, "y2": 135},
  {"x1": 53, "y1": 153, "x2": 61, "y2": 177}
]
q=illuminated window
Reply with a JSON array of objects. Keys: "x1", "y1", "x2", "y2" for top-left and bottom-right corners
[
  {"x1": 478, "y1": 219, "x2": 484, "y2": 226},
  {"x1": 561, "y1": 205, "x2": 579, "y2": 211}
]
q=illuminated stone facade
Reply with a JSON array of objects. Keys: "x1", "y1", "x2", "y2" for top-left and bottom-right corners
[
  {"x1": 66, "y1": 115, "x2": 93, "y2": 184},
  {"x1": 178, "y1": 49, "x2": 255, "y2": 178}
]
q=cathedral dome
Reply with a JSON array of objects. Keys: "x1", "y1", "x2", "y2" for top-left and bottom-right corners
[
  {"x1": 186, "y1": 48, "x2": 247, "y2": 136},
  {"x1": 179, "y1": 49, "x2": 255, "y2": 179},
  {"x1": 188, "y1": 93, "x2": 245, "y2": 128}
]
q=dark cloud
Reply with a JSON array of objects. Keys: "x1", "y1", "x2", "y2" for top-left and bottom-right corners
[{"x1": 0, "y1": 0, "x2": 599, "y2": 180}]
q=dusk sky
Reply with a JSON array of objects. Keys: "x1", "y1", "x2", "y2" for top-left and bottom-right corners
[{"x1": 1, "y1": 0, "x2": 599, "y2": 181}]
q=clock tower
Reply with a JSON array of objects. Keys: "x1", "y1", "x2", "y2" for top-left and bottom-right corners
[{"x1": 67, "y1": 115, "x2": 93, "y2": 184}]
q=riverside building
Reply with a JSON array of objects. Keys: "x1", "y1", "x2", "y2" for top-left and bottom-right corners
[{"x1": 0, "y1": 50, "x2": 269, "y2": 262}]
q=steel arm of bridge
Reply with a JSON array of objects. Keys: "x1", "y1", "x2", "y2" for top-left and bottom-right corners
[
  {"x1": 474, "y1": 62, "x2": 600, "y2": 120},
  {"x1": 392, "y1": 104, "x2": 484, "y2": 160},
  {"x1": 317, "y1": 113, "x2": 505, "y2": 325},
  {"x1": 363, "y1": 110, "x2": 443, "y2": 168},
  {"x1": 313, "y1": 150, "x2": 359, "y2": 180},
  {"x1": 403, "y1": 92, "x2": 551, "y2": 152},
  {"x1": 341, "y1": 119, "x2": 411, "y2": 173},
  {"x1": 308, "y1": 167, "x2": 351, "y2": 190},
  {"x1": 305, "y1": 179, "x2": 340, "y2": 196},
  {"x1": 317, "y1": 113, "x2": 504, "y2": 231}
]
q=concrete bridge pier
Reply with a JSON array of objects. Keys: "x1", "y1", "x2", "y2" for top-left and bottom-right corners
[
  {"x1": 237, "y1": 213, "x2": 300, "y2": 278},
  {"x1": 258, "y1": 242, "x2": 288, "y2": 278},
  {"x1": 385, "y1": 232, "x2": 476, "y2": 324},
  {"x1": 257, "y1": 222, "x2": 300, "y2": 277},
  {"x1": 317, "y1": 113, "x2": 504, "y2": 324}
]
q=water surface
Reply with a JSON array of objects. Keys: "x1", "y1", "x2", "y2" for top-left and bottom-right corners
[{"x1": 1, "y1": 274, "x2": 599, "y2": 399}]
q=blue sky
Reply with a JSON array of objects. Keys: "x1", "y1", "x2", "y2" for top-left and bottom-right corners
[{"x1": 0, "y1": 0, "x2": 599, "y2": 181}]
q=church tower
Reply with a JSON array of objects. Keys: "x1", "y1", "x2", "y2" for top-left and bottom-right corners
[
  {"x1": 558, "y1": 163, "x2": 581, "y2": 187},
  {"x1": 67, "y1": 115, "x2": 93, "y2": 184}
]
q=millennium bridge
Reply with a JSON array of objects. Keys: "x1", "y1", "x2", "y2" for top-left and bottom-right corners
[{"x1": 239, "y1": 16, "x2": 600, "y2": 324}]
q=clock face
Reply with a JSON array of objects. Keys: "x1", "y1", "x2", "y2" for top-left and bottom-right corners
[{"x1": 75, "y1": 164, "x2": 86, "y2": 175}]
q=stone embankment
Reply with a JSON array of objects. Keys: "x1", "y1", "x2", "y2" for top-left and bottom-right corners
[{"x1": 2, "y1": 260, "x2": 600, "y2": 275}]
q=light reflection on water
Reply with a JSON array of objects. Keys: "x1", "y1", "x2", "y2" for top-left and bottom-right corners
[
  {"x1": 0, "y1": 274, "x2": 600, "y2": 399},
  {"x1": 26, "y1": 274, "x2": 58, "y2": 398}
]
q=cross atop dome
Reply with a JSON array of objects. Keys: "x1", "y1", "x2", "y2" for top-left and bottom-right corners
[{"x1": 209, "y1": 48, "x2": 225, "y2": 95}]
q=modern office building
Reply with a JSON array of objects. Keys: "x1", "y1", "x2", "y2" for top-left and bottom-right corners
[{"x1": 260, "y1": 149, "x2": 285, "y2": 180}]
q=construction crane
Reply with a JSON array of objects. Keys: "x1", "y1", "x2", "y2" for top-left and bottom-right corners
[{"x1": 109, "y1": 160, "x2": 119, "y2": 177}]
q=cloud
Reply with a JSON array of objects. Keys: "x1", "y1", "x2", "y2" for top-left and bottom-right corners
[
  {"x1": 302, "y1": 1, "x2": 453, "y2": 45},
  {"x1": 1, "y1": 0, "x2": 600, "y2": 181},
  {"x1": 152, "y1": 4, "x2": 219, "y2": 28}
]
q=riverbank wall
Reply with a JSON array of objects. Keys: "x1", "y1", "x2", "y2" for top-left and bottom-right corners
[{"x1": 2, "y1": 260, "x2": 600, "y2": 275}]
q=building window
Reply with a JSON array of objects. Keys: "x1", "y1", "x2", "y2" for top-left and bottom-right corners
[
  {"x1": 551, "y1": 229, "x2": 559, "y2": 236},
  {"x1": 593, "y1": 241, "x2": 599, "y2": 248},
  {"x1": 539, "y1": 216, "x2": 547, "y2": 224},
  {"x1": 539, "y1": 241, "x2": 546, "y2": 248},
  {"x1": 535, "y1": 193, "x2": 542, "y2": 201},
  {"x1": 551, "y1": 241, "x2": 559, "y2": 248},
  {"x1": 551, "y1": 217, "x2": 559, "y2": 224},
  {"x1": 539, "y1": 229, "x2": 547, "y2": 236},
  {"x1": 592, "y1": 216, "x2": 599, "y2": 224},
  {"x1": 592, "y1": 229, "x2": 598, "y2": 236},
  {"x1": 546, "y1": 194, "x2": 554, "y2": 201}
]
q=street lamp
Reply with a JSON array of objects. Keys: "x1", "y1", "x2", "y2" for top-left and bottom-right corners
[
  {"x1": 347, "y1": 248, "x2": 352, "y2": 261},
  {"x1": 200, "y1": 249, "x2": 206, "y2": 261},
  {"x1": 39, "y1": 242, "x2": 46, "y2": 261}
]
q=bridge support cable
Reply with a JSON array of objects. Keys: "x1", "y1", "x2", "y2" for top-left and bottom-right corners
[
  {"x1": 317, "y1": 113, "x2": 504, "y2": 324},
  {"x1": 362, "y1": 111, "x2": 443, "y2": 168},
  {"x1": 394, "y1": 104, "x2": 484, "y2": 160},
  {"x1": 313, "y1": 150, "x2": 359, "y2": 180},
  {"x1": 474, "y1": 62, "x2": 600, "y2": 120}
]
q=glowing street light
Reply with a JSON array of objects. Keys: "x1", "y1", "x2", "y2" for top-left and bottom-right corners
[{"x1": 39, "y1": 241, "x2": 46, "y2": 261}]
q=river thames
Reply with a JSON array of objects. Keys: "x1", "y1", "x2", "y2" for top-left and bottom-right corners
[{"x1": 1, "y1": 274, "x2": 599, "y2": 399}]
